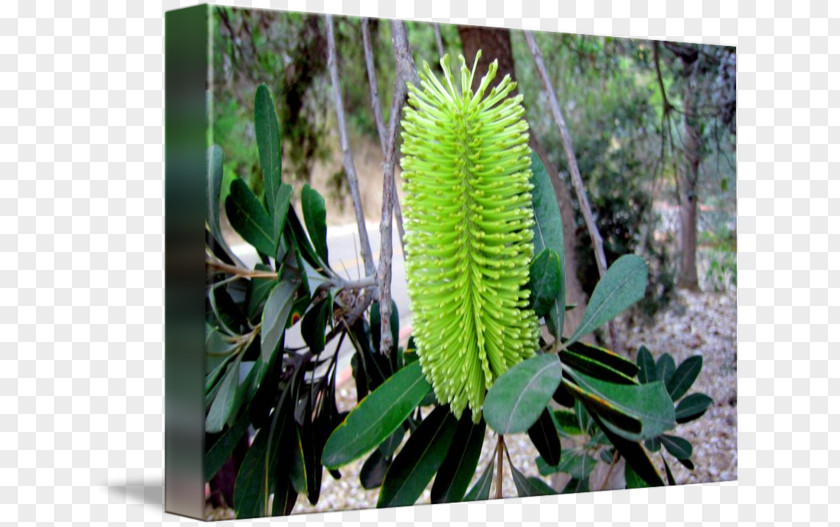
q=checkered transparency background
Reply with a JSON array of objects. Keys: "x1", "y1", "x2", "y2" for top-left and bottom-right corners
[{"x1": 0, "y1": 0, "x2": 836, "y2": 524}]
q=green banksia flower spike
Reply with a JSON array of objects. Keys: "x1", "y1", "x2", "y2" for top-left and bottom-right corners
[{"x1": 400, "y1": 52, "x2": 539, "y2": 422}]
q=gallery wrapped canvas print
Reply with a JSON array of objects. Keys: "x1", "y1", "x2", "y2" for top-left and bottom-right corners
[{"x1": 164, "y1": 4, "x2": 736, "y2": 521}]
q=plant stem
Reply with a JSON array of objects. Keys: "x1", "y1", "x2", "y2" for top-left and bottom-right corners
[
  {"x1": 325, "y1": 15, "x2": 376, "y2": 279},
  {"x1": 495, "y1": 434, "x2": 505, "y2": 499},
  {"x1": 206, "y1": 257, "x2": 277, "y2": 279},
  {"x1": 599, "y1": 450, "x2": 620, "y2": 491}
]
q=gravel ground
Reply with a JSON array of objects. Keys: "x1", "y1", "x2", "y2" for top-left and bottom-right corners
[{"x1": 287, "y1": 286, "x2": 737, "y2": 514}]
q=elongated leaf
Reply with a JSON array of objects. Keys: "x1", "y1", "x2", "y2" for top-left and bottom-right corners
[
  {"x1": 586, "y1": 411, "x2": 664, "y2": 487},
  {"x1": 360, "y1": 449, "x2": 389, "y2": 490},
  {"x1": 645, "y1": 436, "x2": 662, "y2": 453},
  {"x1": 246, "y1": 264, "x2": 276, "y2": 321},
  {"x1": 205, "y1": 408, "x2": 250, "y2": 480},
  {"x1": 205, "y1": 360, "x2": 240, "y2": 433},
  {"x1": 529, "y1": 248, "x2": 562, "y2": 317},
  {"x1": 564, "y1": 368, "x2": 675, "y2": 440},
  {"x1": 561, "y1": 378, "x2": 642, "y2": 437},
  {"x1": 568, "y1": 255, "x2": 648, "y2": 344},
  {"x1": 527, "y1": 408, "x2": 561, "y2": 466},
  {"x1": 255, "y1": 84, "x2": 282, "y2": 218},
  {"x1": 624, "y1": 463, "x2": 649, "y2": 489},
  {"x1": 377, "y1": 406, "x2": 458, "y2": 508},
  {"x1": 379, "y1": 426, "x2": 405, "y2": 458},
  {"x1": 675, "y1": 393, "x2": 713, "y2": 423},
  {"x1": 286, "y1": 207, "x2": 322, "y2": 269},
  {"x1": 552, "y1": 410, "x2": 583, "y2": 436},
  {"x1": 660, "y1": 434, "x2": 693, "y2": 459},
  {"x1": 677, "y1": 457, "x2": 695, "y2": 471},
  {"x1": 484, "y1": 353, "x2": 563, "y2": 434},
  {"x1": 667, "y1": 356, "x2": 703, "y2": 401},
  {"x1": 655, "y1": 353, "x2": 676, "y2": 385},
  {"x1": 566, "y1": 340, "x2": 639, "y2": 378},
  {"x1": 226, "y1": 178, "x2": 275, "y2": 257},
  {"x1": 273, "y1": 182, "x2": 293, "y2": 249},
  {"x1": 661, "y1": 453, "x2": 676, "y2": 485},
  {"x1": 463, "y1": 459, "x2": 494, "y2": 501},
  {"x1": 530, "y1": 152, "x2": 565, "y2": 337},
  {"x1": 301, "y1": 409, "x2": 322, "y2": 505},
  {"x1": 322, "y1": 361, "x2": 431, "y2": 469},
  {"x1": 510, "y1": 462, "x2": 555, "y2": 497},
  {"x1": 260, "y1": 280, "x2": 297, "y2": 363},
  {"x1": 270, "y1": 474, "x2": 297, "y2": 516},
  {"x1": 636, "y1": 346, "x2": 656, "y2": 384},
  {"x1": 431, "y1": 412, "x2": 486, "y2": 503},
  {"x1": 301, "y1": 294, "x2": 332, "y2": 355},
  {"x1": 302, "y1": 184, "x2": 329, "y2": 265},
  {"x1": 233, "y1": 428, "x2": 270, "y2": 518},
  {"x1": 560, "y1": 350, "x2": 637, "y2": 385},
  {"x1": 289, "y1": 428, "x2": 307, "y2": 494}
]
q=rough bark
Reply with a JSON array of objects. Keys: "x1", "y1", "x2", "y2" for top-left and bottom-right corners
[
  {"x1": 676, "y1": 53, "x2": 701, "y2": 290},
  {"x1": 457, "y1": 26, "x2": 588, "y2": 337}
]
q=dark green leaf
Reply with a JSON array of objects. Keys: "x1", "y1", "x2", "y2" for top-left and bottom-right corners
[
  {"x1": 568, "y1": 255, "x2": 648, "y2": 345},
  {"x1": 233, "y1": 428, "x2": 270, "y2": 518},
  {"x1": 655, "y1": 353, "x2": 676, "y2": 385},
  {"x1": 377, "y1": 406, "x2": 458, "y2": 508},
  {"x1": 246, "y1": 264, "x2": 276, "y2": 321},
  {"x1": 289, "y1": 427, "x2": 307, "y2": 495},
  {"x1": 272, "y1": 183, "x2": 293, "y2": 250},
  {"x1": 510, "y1": 461, "x2": 555, "y2": 497},
  {"x1": 586, "y1": 411, "x2": 664, "y2": 487},
  {"x1": 560, "y1": 378, "x2": 642, "y2": 438},
  {"x1": 379, "y1": 426, "x2": 405, "y2": 458},
  {"x1": 463, "y1": 459, "x2": 494, "y2": 501},
  {"x1": 301, "y1": 410, "x2": 322, "y2": 505},
  {"x1": 361, "y1": 448, "x2": 389, "y2": 490},
  {"x1": 260, "y1": 280, "x2": 296, "y2": 364},
  {"x1": 677, "y1": 457, "x2": 695, "y2": 471},
  {"x1": 301, "y1": 184, "x2": 329, "y2": 265},
  {"x1": 564, "y1": 368, "x2": 675, "y2": 440},
  {"x1": 530, "y1": 153, "x2": 565, "y2": 337},
  {"x1": 560, "y1": 477, "x2": 589, "y2": 494},
  {"x1": 552, "y1": 410, "x2": 583, "y2": 436},
  {"x1": 660, "y1": 434, "x2": 693, "y2": 460},
  {"x1": 529, "y1": 248, "x2": 562, "y2": 317},
  {"x1": 270, "y1": 474, "x2": 297, "y2": 517},
  {"x1": 255, "y1": 84, "x2": 282, "y2": 218},
  {"x1": 600, "y1": 449, "x2": 615, "y2": 464},
  {"x1": 537, "y1": 450, "x2": 597, "y2": 480},
  {"x1": 205, "y1": 409, "x2": 249, "y2": 480},
  {"x1": 322, "y1": 361, "x2": 431, "y2": 469},
  {"x1": 667, "y1": 356, "x2": 703, "y2": 401},
  {"x1": 484, "y1": 353, "x2": 563, "y2": 434},
  {"x1": 566, "y1": 340, "x2": 639, "y2": 378},
  {"x1": 527, "y1": 408, "x2": 561, "y2": 466},
  {"x1": 225, "y1": 178, "x2": 275, "y2": 257},
  {"x1": 661, "y1": 453, "x2": 676, "y2": 485},
  {"x1": 645, "y1": 436, "x2": 662, "y2": 453},
  {"x1": 636, "y1": 346, "x2": 656, "y2": 384},
  {"x1": 624, "y1": 463, "x2": 649, "y2": 489},
  {"x1": 552, "y1": 381, "x2": 575, "y2": 407},
  {"x1": 560, "y1": 349, "x2": 637, "y2": 385},
  {"x1": 301, "y1": 294, "x2": 332, "y2": 355},
  {"x1": 675, "y1": 393, "x2": 713, "y2": 423},
  {"x1": 286, "y1": 207, "x2": 322, "y2": 270},
  {"x1": 205, "y1": 360, "x2": 241, "y2": 434},
  {"x1": 431, "y1": 412, "x2": 486, "y2": 503}
]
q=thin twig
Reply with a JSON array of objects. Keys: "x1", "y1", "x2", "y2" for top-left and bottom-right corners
[
  {"x1": 599, "y1": 449, "x2": 620, "y2": 491},
  {"x1": 376, "y1": 20, "x2": 416, "y2": 356},
  {"x1": 325, "y1": 15, "x2": 376, "y2": 278},
  {"x1": 433, "y1": 23, "x2": 445, "y2": 58},
  {"x1": 524, "y1": 31, "x2": 619, "y2": 352},
  {"x1": 495, "y1": 435, "x2": 505, "y2": 499},
  {"x1": 206, "y1": 257, "x2": 278, "y2": 279},
  {"x1": 361, "y1": 18, "x2": 406, "y2": 251}
]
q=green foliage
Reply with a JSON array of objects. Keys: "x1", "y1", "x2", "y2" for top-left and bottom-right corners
[{"x1": 206, "y1": 55, "x2": 718, "y2": 515}]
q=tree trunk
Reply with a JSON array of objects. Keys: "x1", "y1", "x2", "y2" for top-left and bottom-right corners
[
  {"x1": 677, "y1": 62, "x2": 700, "y2": 290},
  {"x1": 457, "y1": 26, "x2": 588, "y2": 336}
]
